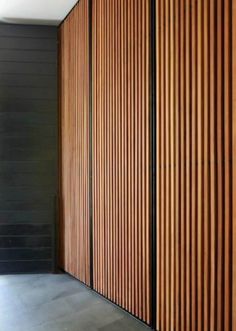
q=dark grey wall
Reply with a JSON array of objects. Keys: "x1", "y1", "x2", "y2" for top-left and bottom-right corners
[{"x1": 0, "y1": 23, "x2": 57, "y2": 273}]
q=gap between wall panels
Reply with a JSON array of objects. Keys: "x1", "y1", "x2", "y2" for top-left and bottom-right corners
[{"x1": 58, "y1": 0, "x2": 236, "y2": 330}]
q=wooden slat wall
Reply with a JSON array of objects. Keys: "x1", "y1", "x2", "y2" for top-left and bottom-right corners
[
  {"x1": 59, "y1": 0, "x2": 90, "y2": 286},
  {"x1": 59, "y1": 0, "x2": 236, "y2": 328},
  {"x1": 92, "y1": 0, "x2": 151, "y2": 324},
  {"x1": 156, "y1": 0, "x2": 234, "y2": 330}
]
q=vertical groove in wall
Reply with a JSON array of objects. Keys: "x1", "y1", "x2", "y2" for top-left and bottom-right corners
[
  {"x1": 233, "y1": 0, "x2": 236, "y2": 330},
  {"x1": 92, "y1": 0, "x2": 150, "y2": 324},
  {"x1": 59, "y1": 0, "x2": 90, "y2": 286},
  {"x1": 156, "y1": 0, "x2": 234, "y2": 330},
  {"x1": 231, "y1": 0, "x2": 236, "y2": 331},
  {"x1": 151, "y1": 0, "x2": 157, "y2": 328}
]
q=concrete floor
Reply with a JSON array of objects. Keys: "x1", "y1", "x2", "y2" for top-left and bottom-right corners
[{"x1": 0, "y1": 274, "x2": 151, "y2": 331}]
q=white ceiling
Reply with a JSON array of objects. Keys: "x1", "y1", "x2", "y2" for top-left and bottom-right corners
[{"x1": 0, "y1": 0, "x2": 78, "y2": 25}]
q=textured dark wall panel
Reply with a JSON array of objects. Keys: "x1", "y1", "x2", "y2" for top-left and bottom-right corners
[{"x1": 0, "y1": 23, "x2": 57, "y2": 274}]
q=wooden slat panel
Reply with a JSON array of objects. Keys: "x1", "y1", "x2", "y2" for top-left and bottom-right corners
[
  {"x1": 58, "y1": 0, "x2": 236, "y2": 329},
  {"x1": 92, "y1": 0, "x2": 150, "y2": 324},
  {"x1": 156, "y1": 0, "x2": 234, "y2": 330},
  {"x1": 59, "y1": 0, "x2": 90, "y2": 286},
  {"x1": 233, "y1": 0, "x2": 236, "y2": 330},
  {"x1": 191, "y1": 0, "x2": 197, "y2": 329},
  {"x1": 209, "y1": 0, "x2": 216, "y2": 330}
]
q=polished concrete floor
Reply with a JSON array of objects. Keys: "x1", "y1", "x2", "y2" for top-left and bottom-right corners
[{"x1": 0, "y1": 274, "x2": 151, "y2": 331}]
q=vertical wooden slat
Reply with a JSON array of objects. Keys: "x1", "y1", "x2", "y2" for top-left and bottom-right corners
[
  {"x1": 233, "y1": 0, "x2": 236, "y2": 329},
  {"x1": 180, "y1": 0, "x2": 185, "y2": 329},
  {"x1": 209, "y1": 0, "x2": 216, "y2": 329},
  {"x1": 146, "y1": 0, "x2": 151, "y2": 324},
  {"x1": 160, "y1": 0, "x2": 165, "y2": 327},
  {"x1": 174, "y1": 0, "x2": 180, "y2": 329},
  {"x1": 130, "y1": 0, "x2": 135, "y2": 314},
  {"x1": 224, "y1": 0, "x2": 231, "y2": 330},
  {"x1": 185, "y1": 1, "x2": 191, "y2": 329},
  {"x1": 169, "y1": 0, "x2": 175, "y2": 328},
  {"x1": 116, "y1": 0, "x2": 120, "y2": 305},
  {"x1": 120, "y1": 0, "x2": 124, "y2": 309},
  {"x1": 216, "y1": 1, "x2": 223, "y2": 330},
  {"x1": 191, "y1": 0, "x2": 197, "y2": 329},
  {"x1": 203, "y1": 0, "x2": 210, "y2": 329},
  {"x1": 156, "y1": 0, "x2": 161, "y2": 327},
  {"x1": 106, "y1": 0, "x2": 110, "y2": 300},
  {"x1": 134, "y1": 0, "x2": 138, "y2": 316},
  {"x1": 165, "y1": 0, "x2": 170, "y2": 329},
  {"x1": 103, "y1": 0, "x2": 107, "y2": 298},
  {"x1": 93, "y1": 0, "x2": 96, "y2": 290},
  {"x1": 137, "y1": 0, "x2": 142, "y2": 317},
  {"x1": 197, "y1": 0, "x2": 203, "y2": 329},
  {"x1": 127, "y1": 0, "x2": 132, "y2": 314},
  {"x1": 141, "y1": 0, "x2": 146, "y2": 320},
  {"x1": 100, "y1": 0, "x2": 103, "y2": 293},
  {"x1": 111, "y1": 0, "x2": 115, "y2": 300}
]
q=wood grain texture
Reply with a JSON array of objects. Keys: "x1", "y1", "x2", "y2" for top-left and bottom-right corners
[
  {"x1": 92, "y1": 0, "x2": 151, "y2": 324},
  {"x1": 156, "y1": 0, "x2": 234, "y2": 330},
  {"x1": 59, "y1": 0, "x2": 90, "y2": 286},
  {"x1": 58, "y1": 0, "x2": 236, "y2": 329}
]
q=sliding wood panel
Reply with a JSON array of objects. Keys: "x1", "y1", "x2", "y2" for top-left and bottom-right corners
[
  {"x1": 92, "y1": 0, "x2": 151, "y2": 323},
  {"x1": 156, "y1": 0, "x2": 234, "y2": 330},
  {"x1": 59, "y1": 0, "x2": 90, "y2": 285}
]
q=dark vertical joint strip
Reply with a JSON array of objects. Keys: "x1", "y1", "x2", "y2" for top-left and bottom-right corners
[
  {"x1": 229, "y1": 0, "x2": 233, "y2": 328},
  {"x1": 89, "y1": 0, "x2": 94, "y2": 290},
  {"x1": 55, "y1": 28, "x2": 61, "y2": 274},
  {"x1": 150, "y1": 0, "x2": 157, "y2": 329}
]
